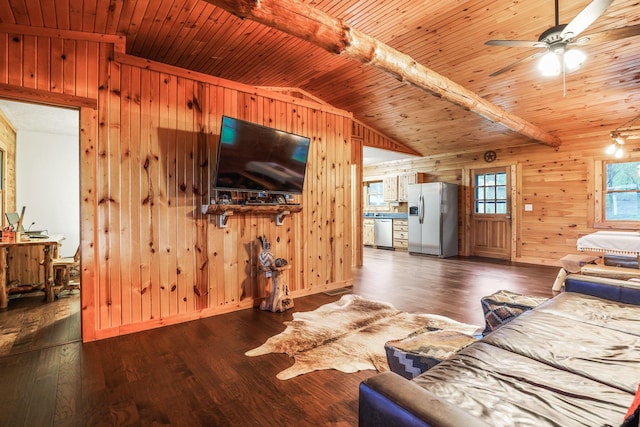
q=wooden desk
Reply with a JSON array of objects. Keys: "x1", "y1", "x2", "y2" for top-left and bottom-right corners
[{"x1": 0, "y1": 237, "x2": 62, "y2": 309}]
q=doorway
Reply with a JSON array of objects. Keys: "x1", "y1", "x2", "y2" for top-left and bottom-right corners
[
  {"x1": 6, "y1": 101, "x2": 80, "y2": 257},
  {"x1": 470, "y1": 166, "x2": 513, "y2": 260},
  {"x1": 0, "y1": 99, "x2": 81, "y2": 353},
  {"x1": 0, "y1": 149, "x2": 4, "y2": 224}
]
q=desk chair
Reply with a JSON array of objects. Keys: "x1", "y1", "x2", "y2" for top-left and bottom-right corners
[{"x1": 52, "y1": 246, "x2": 80, "y2": 293}]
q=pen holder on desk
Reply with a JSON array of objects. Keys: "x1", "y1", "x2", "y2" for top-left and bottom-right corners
[{"x1": 1, "y1": 231, "x2": 18, "y2": 242}]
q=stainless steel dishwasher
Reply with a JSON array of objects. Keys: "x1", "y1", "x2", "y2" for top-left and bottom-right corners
[{"x1": 374, "y1": 218, "x2": 394, "y2": 249}]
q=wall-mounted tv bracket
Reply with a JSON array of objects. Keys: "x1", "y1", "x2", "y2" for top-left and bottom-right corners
[
  {"x1": 217, "y1": 210, "x2": 234, "y2": 228},
  {"x1": 275, "y1": 210, "x2": 290, "y2": 226},
  {"x1": 201, "y1": 205, "x2": 234, "y2": 228}
]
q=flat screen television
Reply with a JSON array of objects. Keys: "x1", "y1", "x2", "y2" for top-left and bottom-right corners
[{"x1": 213, "y1": 116, "x2": 311, "y2": 195}]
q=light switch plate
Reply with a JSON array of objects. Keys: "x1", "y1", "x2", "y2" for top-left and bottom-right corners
[{"x1": 524, "y1": 204, "x2": 533, "y2": 212}]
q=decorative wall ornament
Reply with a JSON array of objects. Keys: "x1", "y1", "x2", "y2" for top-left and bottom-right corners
[{"x1": 483, "y1": 150, "x2": 497, "y2": 163}]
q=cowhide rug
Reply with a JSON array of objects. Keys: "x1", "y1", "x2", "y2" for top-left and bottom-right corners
[{"x1": 245, "y1": 294, "x2": 480, "y2": 380}]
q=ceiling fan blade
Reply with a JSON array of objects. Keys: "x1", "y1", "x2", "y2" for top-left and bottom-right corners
[
  {"x1": 485, "y1": 40, "x2": 542, "y2": 48},
  {"x1": 573, "y1": 24, "x2": 640, "y2": 45},
  {"x1": 489, "y1": 51, "x2": 545, "y2": 77},
  {"x1": 560, "y1": 0, "x2": 613, "y2": 40}
]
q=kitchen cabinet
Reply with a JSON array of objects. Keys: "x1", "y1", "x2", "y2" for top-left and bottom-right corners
[
  {"x1": 397, "y1": 172, "x2": 429, "y2": 202},
  {"x1": 363, "y1": 218, "x2": 375, "y2": 246},
  {"x1": 393, "y1": 219, "x2": 408, "y2": 250},
  {"x1": 383, "y1": 176, "x2": 398, "y2": 201}
]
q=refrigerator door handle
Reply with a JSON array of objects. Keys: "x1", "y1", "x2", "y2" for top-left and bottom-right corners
[{"x1": 419, "y1": 195, "x2": 424, "y2": 224}]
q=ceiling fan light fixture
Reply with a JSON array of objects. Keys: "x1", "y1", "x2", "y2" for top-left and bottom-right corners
[
  {"x1": 608, "y1": 114, "x2": 640, "y2": 157},
  {"x1": 538, "y1": 46, "x2": 585, "y2": 77},
  {"x1": 538, "y1": 50, "x2": 561, "y2": 76},
  {"x1": 564, "y1": 48, "x2": 586, "y2": 72},
  {"x1": 605, "y1": 141, "x2": 617, "y2": 155},
  {"x1": 487, "y1": 0, "x2": 640, "y2": 77},
  {"x1": 607, "y1": 132, "x2": 625, "y2": 157}
]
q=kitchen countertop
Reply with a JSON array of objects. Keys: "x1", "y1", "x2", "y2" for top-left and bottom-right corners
[{"x1": 363, "y1": 213, "x2": 408, "y2": 219}]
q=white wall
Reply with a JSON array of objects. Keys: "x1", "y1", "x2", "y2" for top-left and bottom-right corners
[{"x1": 16, "y1": 129, "x2": 79, "y2": 257}]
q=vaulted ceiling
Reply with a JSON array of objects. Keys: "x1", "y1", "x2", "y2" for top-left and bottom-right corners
[{"x1": 0, "y1": 0, "x2": 638, "y2": 156}]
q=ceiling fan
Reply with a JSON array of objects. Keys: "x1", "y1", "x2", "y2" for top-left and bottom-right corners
[{"x1": 486, "y1": 0, "x2": 640, "y2": 77}]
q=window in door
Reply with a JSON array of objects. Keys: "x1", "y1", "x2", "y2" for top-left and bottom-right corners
[{"x1": 475, "y1": 171, "x2": 508, "y2": 214}]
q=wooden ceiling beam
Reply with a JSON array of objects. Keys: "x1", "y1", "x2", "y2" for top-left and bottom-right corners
[{"x1": 203, "y1": 0, "x2": 561, "y2": 148}]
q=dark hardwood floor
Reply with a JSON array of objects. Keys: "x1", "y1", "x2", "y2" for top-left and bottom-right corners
[
  {"x1": 353, "y1": 250, "x2": 558, "y2": 326},
  {"x1": 0, "y1": 249, "x2": 559, "y2": 426}
]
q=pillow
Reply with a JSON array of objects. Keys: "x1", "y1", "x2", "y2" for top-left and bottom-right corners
[{"x1": 385, "y1": 329, "x2": 477, "y2": 379}]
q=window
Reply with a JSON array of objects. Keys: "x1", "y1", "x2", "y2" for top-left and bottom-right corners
[
  {"x1": 475, "y1": 171, "x2": 508, "y2": 214},
  {"x1": 603, "y1": 160, "x2": 640, "y2": 221},
  {"x1": 367, "y1": 181, "x2": 386, "y2": 207}
]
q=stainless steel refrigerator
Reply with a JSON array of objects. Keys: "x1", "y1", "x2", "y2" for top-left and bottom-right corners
[{"x1": 408, "y1": 182, "x2": 458, "y2": 257}]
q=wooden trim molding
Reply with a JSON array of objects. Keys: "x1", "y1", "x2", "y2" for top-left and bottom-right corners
[
  {"x1": 0, "y1": 107, "x2": 16, "y2": 133},
  {"x1": 256, "y1": 86, "x2": 332, "y2": 106},
  {"x1": 353, "y1": 119, "x2": 421, "y2": 156},
  {"x1": 0, "y1": 83, "x2": 97, "y2": 109},
  {"x1": 509, "y1": 164, "x2": 518, "y2": 262},
  {"x1": 515, "y1": 162, "x2": 523, "y2": 260},
  {"x1": 592, "y1": 155, "x2": 640, "y2": 230},
  {"x1": 114, "y1": 52, "x2": 353, "y2": 118},
  {"x1": 0, "y1": 23, "x2": 126, "y2": 53},
  {"x1": 79, "y1": 106, "x2": 98, "y2": 341}
]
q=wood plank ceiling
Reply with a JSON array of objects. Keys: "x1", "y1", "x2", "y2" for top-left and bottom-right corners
[{"x1": 0, "y1": 0, "x2": 638, "y2": 156}]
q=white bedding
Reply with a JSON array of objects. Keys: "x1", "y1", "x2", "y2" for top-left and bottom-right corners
[{"x1": 577, "y1": 231, "x2": 640, "y2": 255}]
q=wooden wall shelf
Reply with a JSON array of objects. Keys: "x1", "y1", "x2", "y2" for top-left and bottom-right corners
[
  {"x1": 202, "y1": 204, "x2": 303, "y2": 227},
  {"x1": 203, "y1": 204, "x2": 303, "y2": 215}
]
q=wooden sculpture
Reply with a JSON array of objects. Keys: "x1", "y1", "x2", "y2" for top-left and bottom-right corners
[{"x1": 257, "y1": 235, "x2": 294, "y2": 312}]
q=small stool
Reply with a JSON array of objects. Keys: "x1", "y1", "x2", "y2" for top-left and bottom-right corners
[
  {"x1": 385, "y1": 328, "x2": 477, "y2": 379},
  {"x1": 52, "y1": 246, "x2": 80, "y2": 294},
  {"x1": 481, "y1": 290, "x2": 548, "y2": 335}
]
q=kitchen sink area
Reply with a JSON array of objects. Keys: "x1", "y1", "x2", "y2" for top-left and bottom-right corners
[{"x1": 363, "y1": 212, "x2": 409, "y2": 219}]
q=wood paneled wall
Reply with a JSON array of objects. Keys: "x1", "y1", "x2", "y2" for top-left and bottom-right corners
[
  {"x1": 0, "y1": 108, "x2": 37, "y2": 285},
  {"x1": 0, "y1": 109, "x2": 16, "y2": 215},
  {"x1": 364, "y1": 134, "x2": 638, "y2": 266},
  {"x1": 353, "y1": 120, "x2": 419, "y2": 155},
  {"x1": 0, "y1": 26, "x2": 354, "y2": 341}
]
